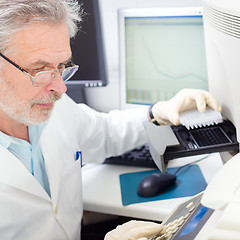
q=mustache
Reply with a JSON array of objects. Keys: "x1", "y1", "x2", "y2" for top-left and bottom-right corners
[{"x1": 31, "y1": 93, "x2": 62, "y2": 105}]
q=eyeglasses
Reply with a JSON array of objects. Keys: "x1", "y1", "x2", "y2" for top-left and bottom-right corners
[{"x1": 0, "y1": 52, "x2": 79, "y2": 87}]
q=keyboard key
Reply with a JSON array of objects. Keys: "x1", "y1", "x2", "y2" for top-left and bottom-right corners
[{"x1": 104, "y1": 145, "x2": 157, "y2": 168}]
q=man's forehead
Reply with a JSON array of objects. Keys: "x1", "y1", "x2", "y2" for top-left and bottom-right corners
[
  {"x1": 28, "y1": 56, "x2": 72, "y2": 68},
  {"x1": 10, "y1": 22, "x2": 71, "y2": 63}
]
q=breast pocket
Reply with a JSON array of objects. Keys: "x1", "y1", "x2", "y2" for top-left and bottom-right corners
[
  {"x1": 61, "y1": 159, "x2": 82, "y2": 206},
  {"x1": 56, "y1": 159, "x2": 83, "y2": 237}
]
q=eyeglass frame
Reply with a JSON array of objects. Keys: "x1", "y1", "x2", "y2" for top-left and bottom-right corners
[{"x1": 0, "y1": 52, "x2": 79, "y2": 87}]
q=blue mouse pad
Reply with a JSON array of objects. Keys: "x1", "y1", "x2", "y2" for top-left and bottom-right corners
[{"x1": 119, "y1": 165, "x2": 207, "y2": 206}]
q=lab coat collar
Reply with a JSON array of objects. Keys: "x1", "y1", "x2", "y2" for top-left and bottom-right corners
[
  {"x1": 0, "y1": 118, "x2": 72, "y2": 208},
  {"x1": 0, "y1": 144, "x2": 50, "y2": 201}
]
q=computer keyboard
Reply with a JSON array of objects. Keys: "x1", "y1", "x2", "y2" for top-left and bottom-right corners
[{"x1": 104, "y1": 145, "x2": 157, "y2": 168}]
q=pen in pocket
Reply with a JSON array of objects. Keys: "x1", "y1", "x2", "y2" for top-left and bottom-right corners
[{"x1": 76, "y1": 151, "x2": 83, "y2": 167}]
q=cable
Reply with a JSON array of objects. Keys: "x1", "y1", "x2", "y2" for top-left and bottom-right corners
[{"x1": 172, "y1": 154, "x2": 211, "y2": 176}]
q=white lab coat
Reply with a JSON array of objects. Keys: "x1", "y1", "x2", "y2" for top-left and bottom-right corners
[{"x1": 0, "y1": 94, "x2": 148, "y2": 239}]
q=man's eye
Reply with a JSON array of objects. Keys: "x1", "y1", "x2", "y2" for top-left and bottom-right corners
[
  {"x1": 33, "y1": 67, "x2": 45, "y2": 73},
  {"x1": 62, "y1": 61, "x2": 73, "y2": 68},
  {"x1": 58, "y1": 65, "x2": 65, "y2": 70}
]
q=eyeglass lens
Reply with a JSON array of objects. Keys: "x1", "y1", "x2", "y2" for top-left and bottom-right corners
[
  {"x1": 62, "y1": 66, "x2": 79, "y2": 81},
  {"x1": 33, "y1": 66, "x2": 79, "y2": 86}
]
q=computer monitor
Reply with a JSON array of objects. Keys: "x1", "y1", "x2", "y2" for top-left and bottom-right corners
[
  {"x1": 119, "y1": 7, "x2": 208, "y2": 110},
  {"x1": 203, "y1": 0, "x2": 240, "y2": 141},
  {"x1": 66, "y1": 0, "x2": 108, "y2": 88}
]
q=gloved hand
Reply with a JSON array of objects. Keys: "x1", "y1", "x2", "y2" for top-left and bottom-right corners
[
  {"x1": 150, "y1": 89, "x2": 221, "y2": 125},
  {"x1": 104, "y1": 220, "x2": 163, "y2": 240}
]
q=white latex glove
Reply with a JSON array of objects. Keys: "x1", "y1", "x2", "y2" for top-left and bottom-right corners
[
  {"x1": 151, "y1": 88, "x2": 221, "y2": 125},
  {"x1": 104, "y1": 220, "x2": 163, "y2": 240}
]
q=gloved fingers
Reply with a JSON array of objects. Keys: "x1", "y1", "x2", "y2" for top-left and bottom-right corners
[
  {"x1": 104, "y1": 220, "x2": 163, "y2": 240},
  {"x1": 194, "y1": 90, "x2": 221, "y2": 113},
  {"x1": 195, "y1": 92, "x2": 207, "y2": 112},
  {"x1": 150, "y1": 89, "x2": 221, "y2": 126},
  {"x1": 104, "y1": 220, "x2": 136, "y2": 240},
  {"x1": 169, "y1": 89, "x2": 198, "y2": 113},
  {"x1": 202, "y1": 91, "x2": 221, "y2": 112},
  {"x1": 172, "y1": 89, "x2": 221, "y2": 113},
  {"x1": 126, "y1": 222, "x2": 163, "y2": 239},
  {"x1": 152, "y1": 102, "x2": 181, "y2": 125}
]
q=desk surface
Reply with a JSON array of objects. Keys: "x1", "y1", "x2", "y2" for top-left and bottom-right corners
[{"x1": 82, "y1": 153, "x2": 223, "y2": 222}]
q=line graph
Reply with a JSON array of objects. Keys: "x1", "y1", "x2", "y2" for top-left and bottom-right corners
[{"x1": 125, "y1": 17, "x2": 208, "y2": 103}]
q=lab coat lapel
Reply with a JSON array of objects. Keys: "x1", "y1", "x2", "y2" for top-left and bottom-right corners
[
  {"x1": 0, "y1": 144, "x2": 50, "y2": 200},
  {"x1": 40, "y1": 121, "x2": 63, "y2": 210}
]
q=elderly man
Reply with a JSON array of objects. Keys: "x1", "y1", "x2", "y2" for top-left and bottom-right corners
[{"x1": 0, "y1": 0, "x2": 220, "y2": 239}]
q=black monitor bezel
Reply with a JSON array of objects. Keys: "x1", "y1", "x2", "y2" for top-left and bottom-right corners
[{"x1": 66, "y1": 0, "x2": 108, "y2": 88}]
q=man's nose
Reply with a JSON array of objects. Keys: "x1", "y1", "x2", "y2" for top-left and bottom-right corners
[{"x1": 45, "y1": 72, "x2": 67, "y2": 94}]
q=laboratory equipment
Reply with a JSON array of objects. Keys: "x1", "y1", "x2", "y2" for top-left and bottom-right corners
[{"x1": 203, "y1": 0, "x2": 240, "y2": 143}]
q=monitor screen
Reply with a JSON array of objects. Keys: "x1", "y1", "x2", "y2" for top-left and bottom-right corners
[
  {"x1": 119, "y1": 7, "x2": 208, "y2": 109},
  {"x1": 66, "y1": 0, "x2": 108, "y2": 88}
]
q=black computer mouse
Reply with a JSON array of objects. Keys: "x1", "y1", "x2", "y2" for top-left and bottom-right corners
[{"x1": 137, "y1": 172, "x2": 177, "y2": 197}]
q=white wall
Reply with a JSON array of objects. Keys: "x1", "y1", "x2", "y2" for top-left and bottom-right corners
[{"x1": 85, "y1": 0, "x2": 203, "y2": 112}]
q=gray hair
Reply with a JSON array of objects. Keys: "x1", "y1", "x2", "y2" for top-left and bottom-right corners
[{"x1": 0, "y1": 0, "x2": 82, "y2": 54}]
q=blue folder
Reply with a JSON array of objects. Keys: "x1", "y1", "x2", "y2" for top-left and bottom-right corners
[{"x1": 119, "y1": 165, "x2": 207, "y2": 206}]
